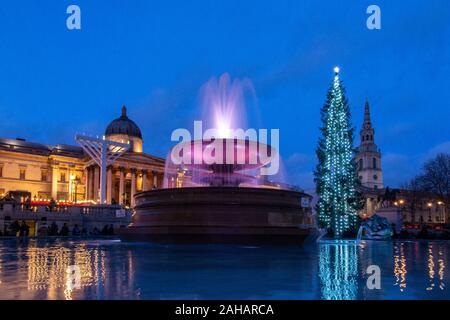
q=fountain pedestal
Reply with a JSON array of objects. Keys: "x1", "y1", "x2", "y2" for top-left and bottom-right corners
[{"x1": 120, "y1": 187, "x2": 315, "y2": 244}]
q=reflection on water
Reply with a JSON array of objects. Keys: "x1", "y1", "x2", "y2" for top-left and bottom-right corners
[
  {"x1": 26, "y1": 244, "x2": 109, "y2": 299},
  {"x1": 393, "y1": 242, "x2": 407, "y2": 291},
  {"x1": 426, "y1": 244, "x2": 446, "y2": 291},
  {"x1": 0, "y1": 238, "x2": 449, "y2": 299},
  {"x1": 0, "y1": 239, "x2": 135, "y2": 299},
  {"x1": 319, "y1": 243, "x2": 359, "y2": 300}
]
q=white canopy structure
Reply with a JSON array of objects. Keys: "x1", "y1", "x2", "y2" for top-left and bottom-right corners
[{"x1": 76, "y1": 134, "x2": 130, "y2": 204}]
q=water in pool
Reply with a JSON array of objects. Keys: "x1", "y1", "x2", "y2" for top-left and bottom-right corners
[{"x1": 0, "y1": 238, "x2": 448, "y2": 300}]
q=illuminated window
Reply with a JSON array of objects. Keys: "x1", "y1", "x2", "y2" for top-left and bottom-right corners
[
  {"x1": 60, "y1": 172, "x2": 66, "y2": 182},
  {"x1": 41, "y1": 169, "x2": 48, "y2": 182},
  {"x1": 20, "y1": 168, "x2": 26, "y2": 180},
  {"x1": 57, "y1": 192, "x2": 68, "y2": 201},
  {"x1": 0, "y1": 166, "x2": 3, "y2": 177},
  {"x1": 38, "y1": 192, "x2": 50, "y2": 200}
]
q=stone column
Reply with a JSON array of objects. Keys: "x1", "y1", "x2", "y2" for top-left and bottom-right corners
[
  {"x1": 84, "y1": 167, "x2": 89, "y2": 201},
  {"x1": 119, "y1": 168, "x2": 125, "y2": 205},
  {"x1": 131, "y1": 169, "x2": 136, "y2": 207},
  {"x1": 142, "y1": 170, "x2": 148, "y2": 191},
  {"x1": 164, "y1": 175, "x2": 170, "y2": 188},
  {"x1": 93, "y1": 166, "x2": 100, "y2": 202},
  {"x1": 106, "y1": 167, "x2": 112, "y2": 205},
  {"x1": 51, "y1": 163, "x2": 58, "y2": 200},
  {"x1": 89, "y1": 166, "x2": 94, "y2": 200},
  {"x1": 152, "y1": 171, "x2": 158, "y2": 189}
]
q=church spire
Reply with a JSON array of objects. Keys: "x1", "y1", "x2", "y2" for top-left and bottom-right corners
[
  {"x1": 360, "y1": 98, "x2": 375, "y2": 145},
  {"x1": 363, "y1": 98, "x2": 372, "y2": 129},
  {"x1": 121, "y1": 105, "x2": 127, "y2": 118},
  {"x1": 356, "y1": 98, "x2": 383, "y2": 190}
]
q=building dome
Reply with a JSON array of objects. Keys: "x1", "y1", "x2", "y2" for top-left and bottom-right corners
[
  {"x1": 105, "y1": 106, "x2": 142, "y2": 139},
  {"x1": 105, "y1": 106, "x2": 143, "y2": 153}
]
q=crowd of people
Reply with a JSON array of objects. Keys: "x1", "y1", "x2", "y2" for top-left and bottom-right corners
[{"x1": 0, "y1": 221, "x2": 115, "y2": 237}]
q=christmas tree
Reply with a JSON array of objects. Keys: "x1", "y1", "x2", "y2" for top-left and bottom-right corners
[{"x1": 314, "y1": 67, "x2": 361, "y2": 238}]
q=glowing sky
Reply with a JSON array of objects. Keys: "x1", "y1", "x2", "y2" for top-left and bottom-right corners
[{"x1": 0, "y1": 0, "x2": 449, "y2": 189}]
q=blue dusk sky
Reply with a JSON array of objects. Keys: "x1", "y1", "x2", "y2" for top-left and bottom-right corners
[{"x1": 0, "y1": 0, "x2": 449, "y2": 189}]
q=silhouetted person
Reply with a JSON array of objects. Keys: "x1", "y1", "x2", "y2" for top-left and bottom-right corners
[
  {"x1": 72, "y1": 224, "x2": 81, "y2": 236},
  {"x1": 19, "y1": 221, "x2": 29, "y2": 237},
  {"x1": 25, "y1": 198, "x2": 31, "y2": 211},
  {"x1": 92, "y1": 227, "x2": 100, "y2": 235},
  {"x1": 108, "y1": 224, "x2": 114, "y2": 235},
  {"x1": 37, "y1": 224, "x2": 48, "y2": 237},
  {"x1": 10, "y1": 220, "x2": 21, "y2": 236},
  {"x1": 49, "y1": 222, "x2": 59, "y2": 236},
  {"x1": 60, "y1": 223, "x2": 69, "y2": 236},
  {"x1": 49, "y1": 198, "x2": 56, "y2": 212},
  {"x1": 101, "y1": 225, "x2": 109, "y2": 235}
]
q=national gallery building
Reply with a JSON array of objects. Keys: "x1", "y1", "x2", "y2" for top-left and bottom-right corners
[{"x1": 0, "y1": 106, "x2": 165, "y2": 207}]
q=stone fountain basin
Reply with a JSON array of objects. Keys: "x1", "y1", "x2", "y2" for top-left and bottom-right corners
[{"x1": 121, "y1": 187, "x2": 314, "y2": 244}]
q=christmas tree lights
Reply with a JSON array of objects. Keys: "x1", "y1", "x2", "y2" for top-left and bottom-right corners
[{"x1": 314, "y1": 67, "x2": 361, "y2": 238}]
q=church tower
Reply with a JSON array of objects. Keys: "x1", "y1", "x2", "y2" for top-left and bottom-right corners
[{"x1": 355, "y1": 99, "x2": 383, "y2": 190}]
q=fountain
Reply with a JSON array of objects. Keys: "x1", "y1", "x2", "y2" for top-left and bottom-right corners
[{"x1": 120, "y1": 74, "x2": 315, "y2": 244}]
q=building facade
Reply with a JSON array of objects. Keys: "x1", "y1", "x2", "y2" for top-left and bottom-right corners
[
  {"x1": 355, "y1": 99, "x2": 383, "y2": 190},
  {"x1": 355, "y1": 99, "x2": 385, "y2": 217},
  {"x1": 0, "y1": 106, "x2": 165, "y2": 207}
]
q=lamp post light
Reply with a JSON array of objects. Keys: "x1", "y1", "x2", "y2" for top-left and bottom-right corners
[
  {"x1": 437, "y1": 201, "x2": 444, "y2": 223},
  {"x1": 427, "y1": 202, "x2": 433, "y2": 223}
]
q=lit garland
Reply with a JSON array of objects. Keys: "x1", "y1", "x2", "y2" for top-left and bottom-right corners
[{"x1": 314, "y1": 67, "x2": 361, "y2": 238}]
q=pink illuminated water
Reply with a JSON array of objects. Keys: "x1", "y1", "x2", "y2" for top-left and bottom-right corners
[
  {"x1": 163, "y1": 73, "x2": 285, "y2": 189},
  {"x1": 200, "y1": 73, "x2": 255, "y2": 138}
]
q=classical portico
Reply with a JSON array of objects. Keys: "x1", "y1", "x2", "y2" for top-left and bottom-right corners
[{"x1": 84, "y1": 106, "x2": 165, "y2": 206}]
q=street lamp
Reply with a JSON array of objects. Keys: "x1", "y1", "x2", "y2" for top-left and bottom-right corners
[
  {"x1": 437, "y1": 201, "x2": 445, "y2": 223},
  {"x1": 70, "y1": 174, "x2": 81, "y2": 203},
  {"x1": 427, "y1": 202, "x2": 433, "y2": 223}
]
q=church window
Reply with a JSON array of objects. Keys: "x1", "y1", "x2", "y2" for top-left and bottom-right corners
[
  {"x1": 373, "y1": 174, "x2": 378, "y2": 180},
  {"x1": 359, "y1": 159, "x2": 363, "y2": 170},
  {"x1": 359, "y1": 176, "x2": 362, "y2": 180},
  {"x1": 373, "y1": 158, "x2": 377, "y2": 169}
]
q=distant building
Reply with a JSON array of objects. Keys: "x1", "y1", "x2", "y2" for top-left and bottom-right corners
[
  {"x1": 355, "y1": 99, "x2": 385, "y2": 217},
  {"x1": 382, "y1": 189, "x2": 447, "y2": 224},
  {"x1": 355, "y1": 99, "x2": 383, "y2": 190},
  {"x1": 0, "y1": 106, "x2": 165, "y2": 207}
]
